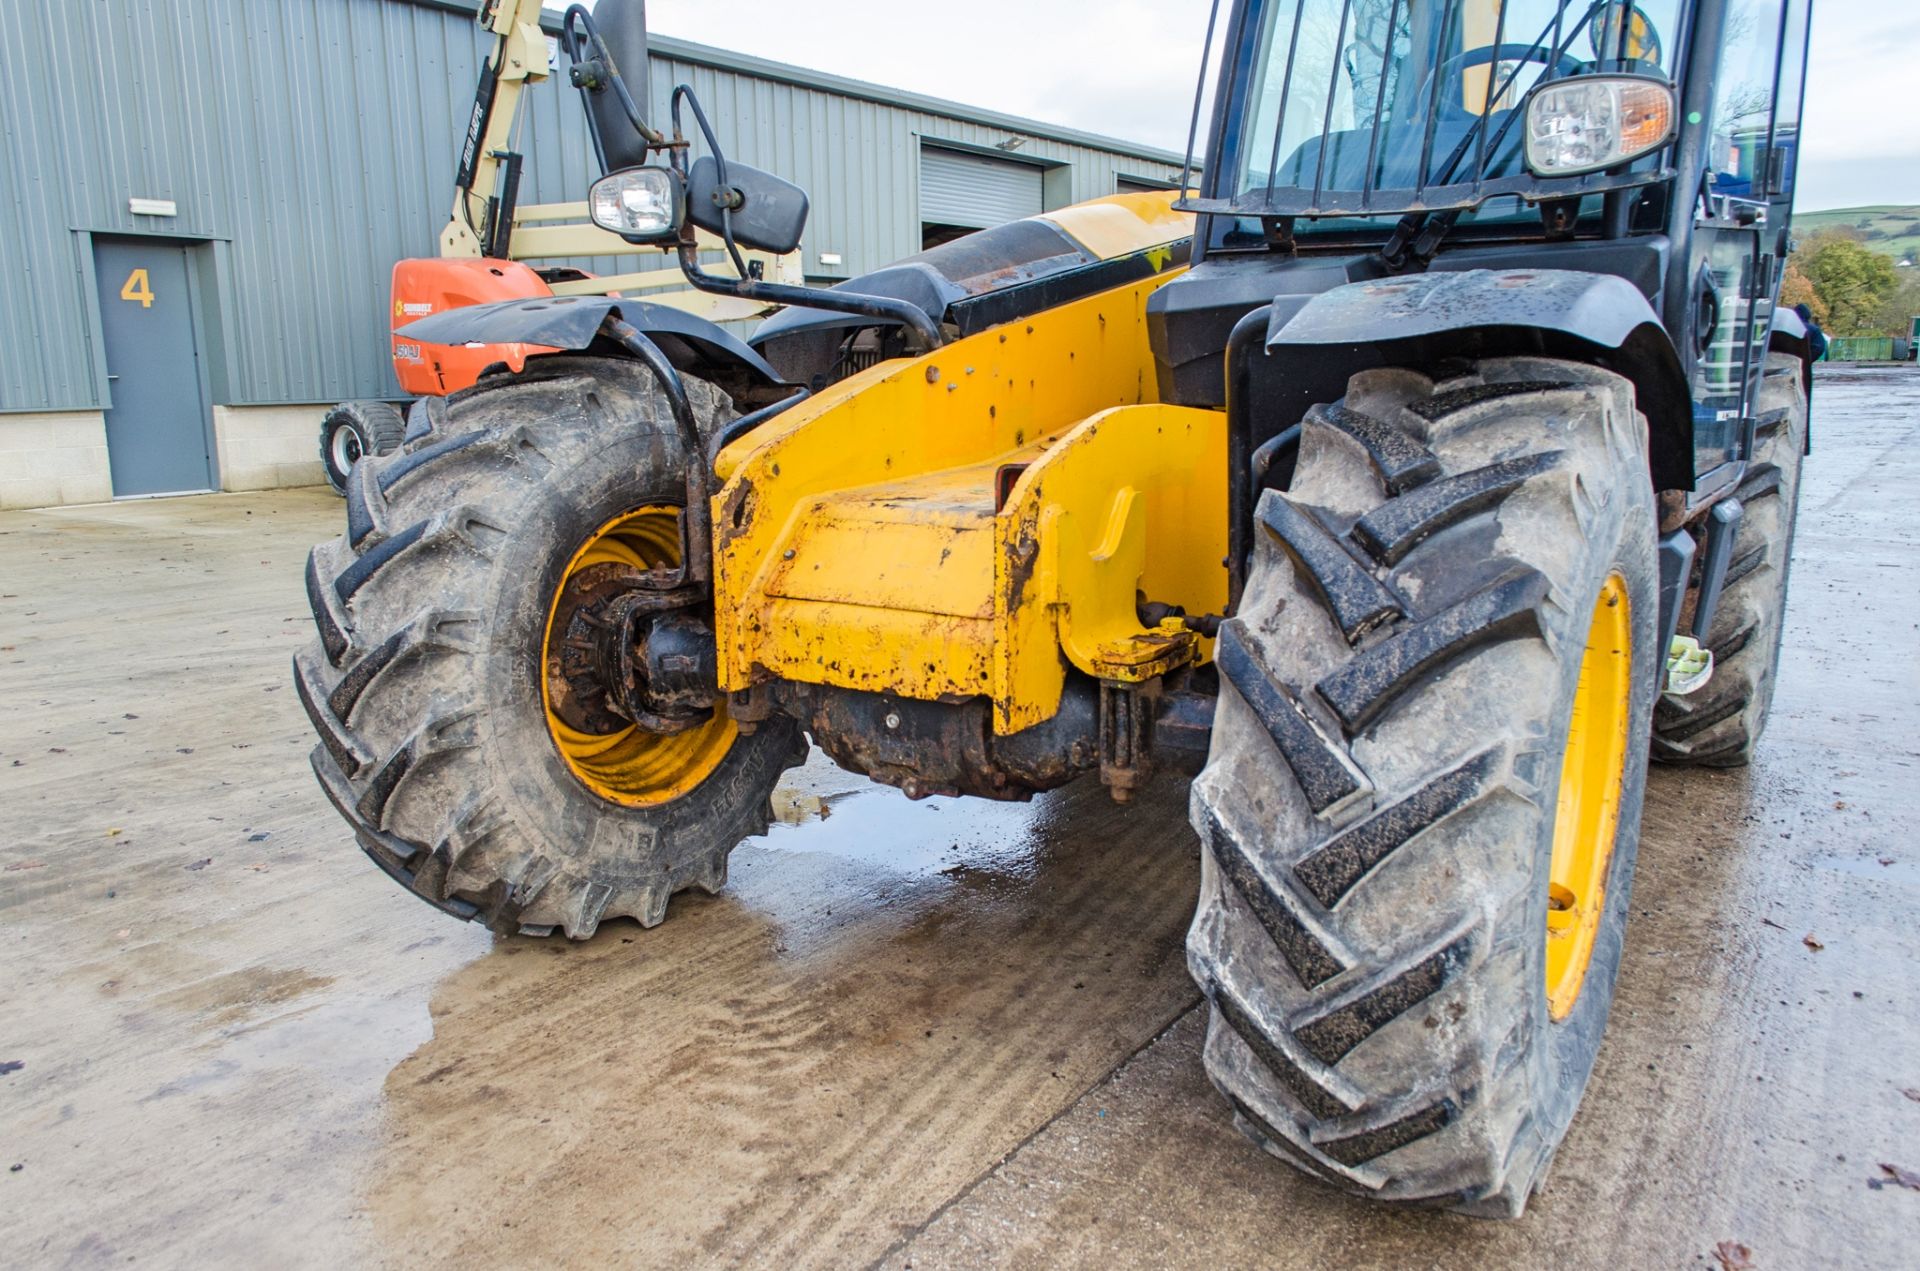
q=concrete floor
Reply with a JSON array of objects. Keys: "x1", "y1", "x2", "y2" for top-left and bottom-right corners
[{"x1": 2, "y1": 366, "x2": 1917, "y2": 1270}]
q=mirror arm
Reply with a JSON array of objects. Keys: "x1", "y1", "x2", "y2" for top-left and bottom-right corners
[
  {"x1": 675, "y1": 243, "x2": 947, "y2": 352},
  {"x1": 562, "y1": 6, "x2": 664, "y2": 158},
  {"x1": 671, "y1": 86, "x2": 753, "y2": 277},
  {"x1": 661, "y1": 82, "x2": 944, "y2": 351}
]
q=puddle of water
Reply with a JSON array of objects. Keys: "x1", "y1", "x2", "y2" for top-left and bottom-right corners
[
  {"x1": 762, "y1": 752, "x2": 1065, "y2": 880},
  {"x1": 1811, "y1": 854, "x2": 1918, "y2": 887}
]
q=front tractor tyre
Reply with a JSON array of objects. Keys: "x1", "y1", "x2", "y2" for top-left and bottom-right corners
[
  {"x1": 1189, "y1": 358, "x2": 1659, "y2": 1216},
  {"x1": 295, "y1": 359, "x2": 806, "y2": 938},
  {"x1": 319, "y1": 400, "x2": 406, "y2": 495}
]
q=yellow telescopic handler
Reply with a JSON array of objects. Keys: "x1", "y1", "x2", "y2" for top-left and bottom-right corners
[{"x1": 299, "y1": 0, "x2": 1816, "y2": 1216}]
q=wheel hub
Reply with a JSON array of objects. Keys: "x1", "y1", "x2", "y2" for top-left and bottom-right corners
[
  {"x1": 547, "y1": 563, "x2": 715, "y2": 736},
  {"x1": 540, "y1": 506, "x2": 736, "y2": 808},
  {"x1": 330, "y1": 425, "x2": 363, "y2": 472}
]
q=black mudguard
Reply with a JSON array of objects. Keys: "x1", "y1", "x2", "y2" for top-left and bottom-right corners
[
  {"x1": 1264, "y1": 268, "x2": 1695, "y2": 492},
  {"x1": 1767, "y1": 304, "x2": 1815, "y2": 415},
  {"x1": 398, "y1": 296, "x2": 791, "y2": 407},
  {"x1": 1767, "y1": 304, "x2": 1808, "y2": 351}
]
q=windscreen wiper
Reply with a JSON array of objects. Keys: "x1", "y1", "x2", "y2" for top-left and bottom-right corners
[{"x1": 1375, "y1": 3, "x2": 1604, "y2": 270}]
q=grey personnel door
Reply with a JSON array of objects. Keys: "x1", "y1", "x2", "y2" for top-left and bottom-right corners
[{"x1": 92, "y1": 238, "x2": 215, "y2": 497}]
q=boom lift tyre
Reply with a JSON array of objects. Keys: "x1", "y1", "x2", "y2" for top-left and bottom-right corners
[
  {"x1": 1652, "y1": 350, "x2": 1807, "y2": 766},
  {"x1": 1190, "y1": 358, "x2": 1657, "y2": 1212},
  {"x1": 319, "y1": 401, "x2": 406, "y2": 496},
  {"x1": 296, "y1": 358, "x2": 805, "y2": 937}
]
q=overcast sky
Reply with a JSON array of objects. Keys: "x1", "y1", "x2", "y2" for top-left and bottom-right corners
[{"x1": 612, "y1": 0, "x2": 1915, "y2": 212}]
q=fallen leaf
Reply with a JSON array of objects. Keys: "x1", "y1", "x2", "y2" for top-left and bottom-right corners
[
  {"x1": 114, "y1": 928, "x2": 130, "y2": 940},
  {"x1": 184, "y1": 858, "x2": 212, "y2": 871},
  {"x1": 248, "y1": 863, "x2": 269, "y2": 872},
  {"x1": 106, "y1": 828, "x2": 122, "y2": 838},
  {"x1": 1881, "y1": 1163, "x2": 1920, "y2": 1192},
  {"x1": 1901, "y1": 1088, "x2": 1920, "y2": 1103},
  {"x1": 1803, "y1": 933, "x2": 1824, "y2": 952},
  {"x1": 1834, "y1": 800, "x2": 1848, "y2": 810},
  {"x1": 1882, "y1": 858, "x2": 1897, "y2": 867},
  {"x1": 3, "y1": 860, "x2": 46, "y2": 872},
  {"x1": 1713, "y1": 1241, "x2": 1755, "y2": 1271}
]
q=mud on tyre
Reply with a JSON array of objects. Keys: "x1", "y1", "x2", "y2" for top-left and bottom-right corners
[
  {"x1": 1188, "y1": 357, "x2": 1659, "y2": 1215},
  {"x1": 296, "y1": 358, "x2": 806, "y2": 938}
]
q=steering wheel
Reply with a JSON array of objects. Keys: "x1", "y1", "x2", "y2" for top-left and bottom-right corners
[
  {"x1": 1587, "y1": 2, "x2": 1666, "y2": 69},
  {"x1": 1421, "y1": 42, "x2": 1585, "y2": 116}
]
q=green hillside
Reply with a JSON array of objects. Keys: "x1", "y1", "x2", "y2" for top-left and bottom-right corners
[{"x1": 1794, "y1": 205, "x2": 1920, "y2": 264}]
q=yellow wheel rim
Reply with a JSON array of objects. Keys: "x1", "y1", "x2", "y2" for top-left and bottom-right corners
[
  {"x1": 1545, "y1": 572, "x2": 1633, "y2": 1021},
  {"x1": 541, "y1": 506, "x2": 736, "y2": 807}
]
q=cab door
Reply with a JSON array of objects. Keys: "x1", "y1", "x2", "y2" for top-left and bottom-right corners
[{"x1": 1687, "y1": 0, "x2": 1795, "y2": 484}]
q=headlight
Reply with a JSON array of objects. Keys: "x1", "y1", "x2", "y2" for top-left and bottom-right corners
[
  {"x1": 1524, "y1": 76, "x2": 1676, "y2": 177},
  {"x1": 588, "y1": 166, "x2": 683, "y2": 241}
]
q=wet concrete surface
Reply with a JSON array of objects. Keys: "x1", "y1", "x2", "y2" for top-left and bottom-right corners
[{"x1": 2, "y1": 366, "x2": 1917, "y2": 1268}]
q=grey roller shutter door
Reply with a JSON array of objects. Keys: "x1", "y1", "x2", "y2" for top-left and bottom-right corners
[{"x1": 919, "y1": 146, "x2": 1045, "y2": 228}]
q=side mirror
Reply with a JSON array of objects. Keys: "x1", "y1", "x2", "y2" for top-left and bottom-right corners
[
  {"x1": 588, "y1": 166, "x2": 685, "y2": 244},
  {"x1": 574, "y1": 0, "x2": 653, "y2": 173},
  {"x1": 687, "y1": 156, "x2": 809, "y2": 255}
]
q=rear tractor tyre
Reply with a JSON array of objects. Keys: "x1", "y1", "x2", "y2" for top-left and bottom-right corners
[
  {"x1": 1188, "y1": 358, "x2": 1659, "y2": 1216},
  {"x1": 320, "y1": 400, "x2": 407, "y2": 495},
  {"x1": 295, "y1": 358, "x2": 806, "y2": 938},
  {"x1": 1652, "y1": 349, "x2": 1807, "y2": 766}
]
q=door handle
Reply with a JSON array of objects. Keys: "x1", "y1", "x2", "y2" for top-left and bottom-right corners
[{"x1": 1694, "y1": 270, "x2": 1722, "y2": 358}]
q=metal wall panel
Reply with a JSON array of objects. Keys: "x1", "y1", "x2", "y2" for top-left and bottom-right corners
[
  {"x1": 0, "y1": 0, "x2": 1188, "y2": 413},
  {"x1": 920, "y1": 147, "x2": 1046, "y2": 229}
]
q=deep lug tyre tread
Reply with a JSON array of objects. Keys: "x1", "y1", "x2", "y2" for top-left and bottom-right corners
[
  {"x1": 1189, "y1": 359, "x2": 1660, "y2": 1215},
  {"x1": 297, "y1": 359, "x2": 806, "y2": 939}
]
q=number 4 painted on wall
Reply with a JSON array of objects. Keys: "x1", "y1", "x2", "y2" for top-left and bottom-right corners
[{"x1": 120, "y1": 268, "x2": 154, "y2": 308}]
